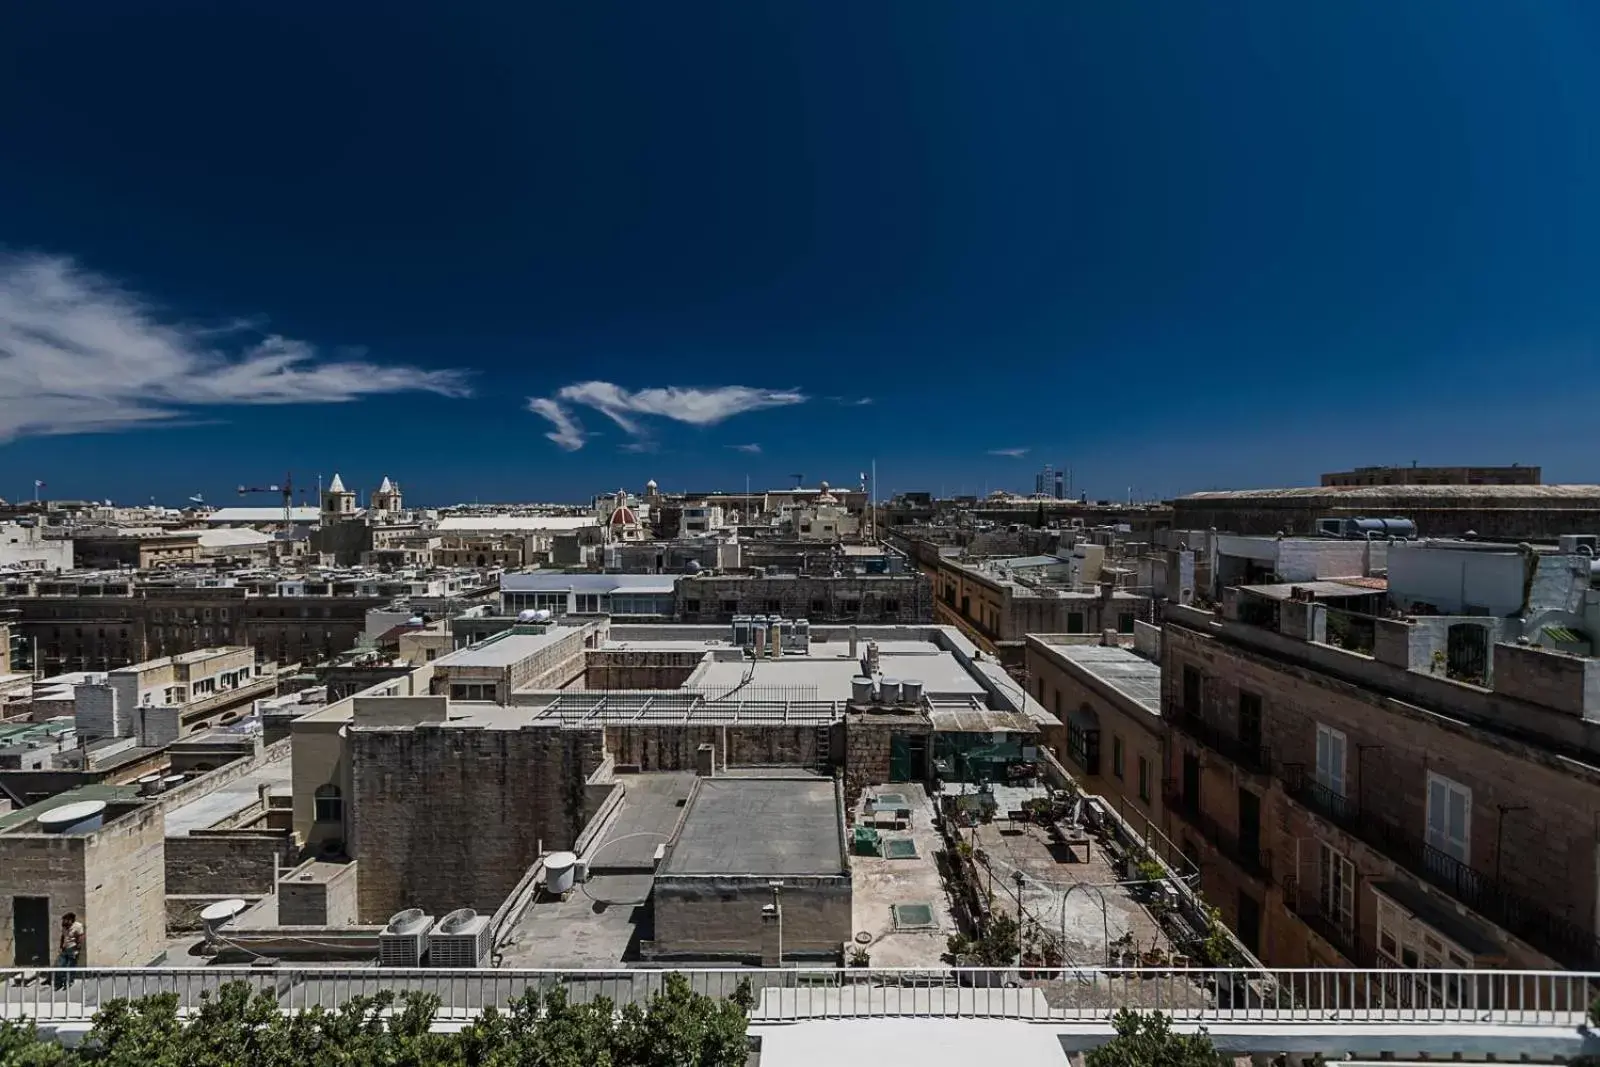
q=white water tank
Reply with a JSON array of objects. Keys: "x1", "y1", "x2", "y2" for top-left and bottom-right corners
[
  {"x1": 137, "y1": 774, "x2": 163, "y2": 796},
  {"x1": 878, "y1": 678, "x2": 902, "y2": 706},
  {"x1": 851, "y1": 676, "x2": 875, "y2": 705},
  {"x1": 37, "y1": 800, "x2": 107, "y2": 835},
  {"x1": 900, "y1": 679, "x2": 924, "y2": 707},
  {"x1": 545, "y1": 851, "x2": 577, "y2": 895}
]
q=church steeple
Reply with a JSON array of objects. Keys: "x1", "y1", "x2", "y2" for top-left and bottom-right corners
[
  {"x1": 372, "y1": 475, "x2": 402, "y2": 515},
  {"x1": 322, "y1": 472, "x2": 356, "y2": 523}
]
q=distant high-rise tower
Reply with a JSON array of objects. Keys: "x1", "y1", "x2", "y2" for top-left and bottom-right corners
[
  {"x1": 1036, "y1": 463, "x2": 1055, "y2": 497},
  {"x1": 1054, "y1": 469, "x2": 1064, "y2": 500}
]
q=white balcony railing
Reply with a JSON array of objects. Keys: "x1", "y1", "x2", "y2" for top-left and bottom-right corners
[{"x1": 2, "y1": 965, "x2": 1593, "y2": 1028}]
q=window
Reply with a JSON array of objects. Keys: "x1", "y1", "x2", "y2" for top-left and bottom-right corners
[
  {"x1": 684, "y1": 599, "x2": 701, "y2": 614},
  {"x1": 1067, "y1": 709, "x2": 1100, "y2": 775},
  {"x1": 1426, "y1": 772, "x2": 1471, "y2": 863},
  {"x1": 764, "y1": 599, "x2": 782, "y2": 614},
  {"x1": 1137, "y1": 756, "x2": 1151, "y2": 802},
  {"x1": 720, "y1": 600, "x2": 738, "y2": 616},
  {"x1": 1315, "y1": 724, "x2": 1347, "y2": 798},
  {"x1": 1117, "y1": 612, "x2": 1135, "y2": 634},
  {"x1": 1318, "y1": 842, "x2": 1356, "y2": 939},
  {"x1": 810, "y1": 598, "x2": 827, "y2": 614},
  {"x1": 1067, "y1": 612, "x2": 1085, "y2": 634},
  {"x1": 843, "y1": 599, "x2": 861, "y2": 615},
  {"x1": 882, "y1": 599, "x2": 899, "y2": 615},
  {"x1": 575, "y1": 594, "x2": 599, "y2": 613},
  {"x1": 313, "y1": 784, "x2": 343, "y2": 823},
  {"x1": 1181, "y1": 665, "x2": 1202, "y2": 712},
  {"x1": 1375, "y1": 893, "x2": 1474, "y2": 998},
  {"x1": 1053, "y1": 691, "x2": 1061, "y2": 716},
  {"x1": 425, "y1": 648, "x2": 437, "y2": 661},
  {"x1": 1112, "y1": 736, "x2": 1124, "y2": 778}
]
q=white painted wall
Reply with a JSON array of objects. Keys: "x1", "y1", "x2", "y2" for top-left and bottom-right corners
[
  {"x1": 1388, "y1": 545, "x2": 1526, "y2": 616},
  {"x1": 0, "y1": 523, "x2": 73, "y2": 571}
]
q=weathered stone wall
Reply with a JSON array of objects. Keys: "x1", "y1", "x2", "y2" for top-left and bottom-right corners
[
  {"x1": 584, "y1": 650, "x2": 704, "y2": 691},
  {"x1": 350, "y1": 724, "x2": 604, "y2": 922},
  {"x1": 279, "y1": 862, "x2": 359, "y2": 926},
  {"x1": 1493, "y1": 642, "x2": 1600, "y2": 719},
  {"x1": 84, "y1": 805, "x2": 166, "y2": 966},
  {"x1": 1164, "y1": 619, "x2": 1599, "y2": 969},
  {"x1": 0, "y1": 835, "x2": 87, "y2": 965},
  {"x1": 165, "y1": 831, "x2": 297, "y2": 895}
]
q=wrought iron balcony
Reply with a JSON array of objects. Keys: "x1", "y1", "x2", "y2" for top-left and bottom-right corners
[
  {"x1": 1160, "y1": 778, "x2": 1273, "y2": 883},
  {"x1": 1169, "y1": 706, "x2": 1273, "y2": 776},
  {"x1": 1281, "y1": 875, "x2": 1362, "y2": 963},
  {"x1": 1281, "y1": 763, "x2": 1600, "y2": 970}
]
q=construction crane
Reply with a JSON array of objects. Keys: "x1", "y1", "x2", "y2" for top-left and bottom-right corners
[{"x1": 237, "y1": 472, "x2": 296, "y2": 527}]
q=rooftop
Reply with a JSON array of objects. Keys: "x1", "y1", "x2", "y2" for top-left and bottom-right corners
[
  {"x1": 433, "y1": 626, "x2": 575, "y2": 668},
  {"x1": 501, "y1": 572, "x2": 677, "y2": 594},
  {"x1": 1178, "y1": 483, "x2": 1600, "y2": 502},
  {"x1": 659, "y1": 776, "x2": 845, "y2": 878},
  {"x1": 684, "y1": 643, "x2": 987, "y2": 703},
  {"x1": 1034, "y1": 644, "x2": 1162, "y2": 716},
  {"x1": 499, "y1": 772, "x2": 697, "y2": 968},
  {"x1": 163, "y1": 758, "x2": 291, "y2": 837},
  {"x1": 0, "y1": 783, "x2": 142, "y2": 833},
  {"x1": 437, "y1": 515, "x2": 598, "y2": 532}
]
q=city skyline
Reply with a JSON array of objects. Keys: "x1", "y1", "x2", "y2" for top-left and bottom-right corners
[{"x1": 3, "y1": 2, "x2": 1599, "y2": 503}]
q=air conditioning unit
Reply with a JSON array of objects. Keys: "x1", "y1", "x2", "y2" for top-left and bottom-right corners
[
  {"x1": 379, "y1": 908, "x2": 433, "y2": 967},
  {"x1": 428, "y1": 908, "x2": 492, "y2": 968}
]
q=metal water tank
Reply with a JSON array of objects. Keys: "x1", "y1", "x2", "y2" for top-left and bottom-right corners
[
  {"x1": 37, "y1": 800, "x2": 107, "y2": 834},
  {"x1": 851, "y1": 676, "x2": 875, "y2": 705},
  {"x1": 545, "y1": 851, "x2": 577, "y2": 895},
  {"x1": 878, "y1": 678, "x2": 902, "y2": 706},
  {"x1": 900, "y1": 679, "x2": 924, "y2": 707},
  {"x1": 733, "y1": 615, "x2": 751, "y2": 646},
  {"x1": 137, "y1": 774, "x2": 163, "y2": 796}
]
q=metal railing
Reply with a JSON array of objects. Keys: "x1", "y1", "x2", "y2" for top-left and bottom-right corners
[
  {"x1": 1, "y1": 966, "x2": 1592, "y2": 1027},
  {"x1": 1160, "y1": 779, "x2": 1273, "y2": 883},
  {"x1": 1281, "y1": 765, "x2": 1600, "y2": 969},
  {"x1": 1169, "y1": 706, "x2": 1272, "y2": 775},
  {"x1": 1281, "y1": 876, "x2": 1362, "y2": 963}
]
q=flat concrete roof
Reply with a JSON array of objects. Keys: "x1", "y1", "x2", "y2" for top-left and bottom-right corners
[
  {"x1": 1042, "y1": 644, "x2": 1162, "y2": 717},
  {"x1": 434, "y1": 626, "x2": 571, "y2": 668},
  {"x1": 687, "y1": 645, "x2": 986, "y2": 702},
  {"x1": 661, "y1": 777, "x2": 844, "y2": 877},
  {"x1": 164, "y1": 759, "x2": 292, "y2": 837}
]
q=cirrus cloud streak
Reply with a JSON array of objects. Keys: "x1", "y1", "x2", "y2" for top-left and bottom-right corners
[{"x1": 0, "y1": 253, "x2": 472, "y2": 442}]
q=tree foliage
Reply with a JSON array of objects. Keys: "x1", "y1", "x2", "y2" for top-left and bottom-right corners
[
  {"x1": 0, "y1": 973, "x2": 753, "y2": 1067},
  {"x1": 1084, "y1": 1010, "x2": 1228, "y2": 1067}
]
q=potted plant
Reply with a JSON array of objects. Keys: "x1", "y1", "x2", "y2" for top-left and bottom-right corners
[{"x1": 849, "y1": 946, "x2": 872, "y2": 968}]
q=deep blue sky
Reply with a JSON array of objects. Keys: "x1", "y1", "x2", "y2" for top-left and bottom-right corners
[{"x1": 1, "y1": 2, "x2": 1597, "y2": 505}]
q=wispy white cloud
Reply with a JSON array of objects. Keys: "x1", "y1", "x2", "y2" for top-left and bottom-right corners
[
  {"x1": 618, "y1": 441, "x2": 657, "y2": 454},
  {"x1": 526, "y1": 380, "x2": 806, "y2": 450},
  {"x1": 826, "y1": 395, "x2": 874, "y2": 406},
  {"x1": 728, "y1": 443, "x2": 762, "y2": 454},
  {"x1": 527, "y1": 398, "x2": 587, "y2": 452},
  {"x1": 987, "y1": 447, "x2": 1030, "y2": 458},
  {"x1": 0, "y1": 253, "x2": 472, "y2": 442}
]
